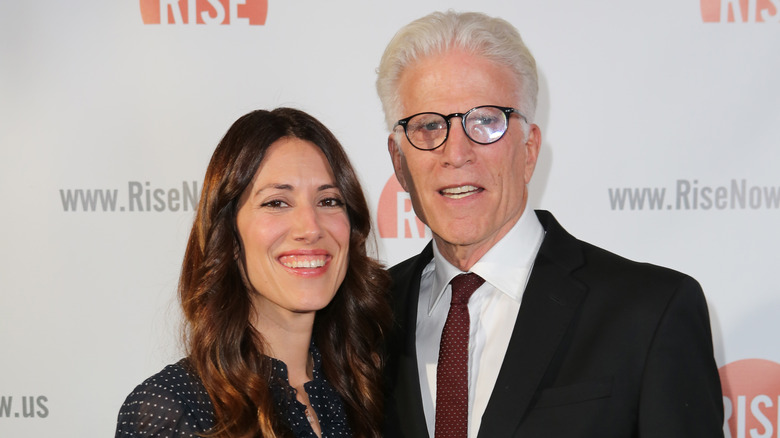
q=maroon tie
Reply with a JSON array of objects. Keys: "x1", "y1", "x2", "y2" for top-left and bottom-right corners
[{"x1": 435, "y1": 273, "x2": 485, "y2": 438}]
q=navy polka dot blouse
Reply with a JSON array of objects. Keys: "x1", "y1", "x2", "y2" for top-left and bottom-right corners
[{"x1": 115, "y1": 346, "x2": 351, "y2": 437}]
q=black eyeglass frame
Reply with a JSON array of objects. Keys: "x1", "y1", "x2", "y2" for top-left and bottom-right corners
[{"x1": 394, "y1": 105, "x2": 528, "y2": 151}]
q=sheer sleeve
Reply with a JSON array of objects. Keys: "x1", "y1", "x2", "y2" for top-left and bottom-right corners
[{"x1": 115, "y1": 359, "x2": 215, "y2": 438}]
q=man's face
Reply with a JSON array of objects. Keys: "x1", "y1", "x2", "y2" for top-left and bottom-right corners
[{"x1": 388, "y1": 49, "x2": 541, "y2": 270}]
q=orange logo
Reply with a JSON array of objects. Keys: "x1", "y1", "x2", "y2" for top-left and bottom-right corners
[
  {"x1": 377, "y1": 175, "x2": 428, "y2": 239},
  {"x1": 140, "y1": 0, "x2": 267, "y2": 25},
  {"x1": 719, "y1": 359, "x2": 780, "y2": 437},
  {"x1": 701, "y1": 0, "x2": 780, "y2": 22}
]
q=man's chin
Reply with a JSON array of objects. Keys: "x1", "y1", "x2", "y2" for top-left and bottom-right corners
[{"x1": 432, "y1": 228, "x2": 481, "y2": 249}]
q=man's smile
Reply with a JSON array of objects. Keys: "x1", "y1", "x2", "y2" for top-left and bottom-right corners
[{"x1": 440, "y1": 185, "x2": 483, "y2": 199}]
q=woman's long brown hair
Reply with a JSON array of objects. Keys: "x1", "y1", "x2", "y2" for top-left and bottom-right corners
[{"x1": 178, "y1": 108, "x2": 391, "y2": 437}]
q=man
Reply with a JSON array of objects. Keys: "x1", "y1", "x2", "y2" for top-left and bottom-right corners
[{"x1": 376, "y1": 10, "x2": 724, "y2": 438}]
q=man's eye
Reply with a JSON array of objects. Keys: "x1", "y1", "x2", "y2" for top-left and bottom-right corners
[
  {"x1": 409, "y1": 116, "x2": 445, "y2": 133},
  {"x1": 472, "y1": 115, "x2": 498, "y2": 126}
]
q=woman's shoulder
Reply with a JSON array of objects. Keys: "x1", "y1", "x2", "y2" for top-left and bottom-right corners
[{"x1": 115, "y1": 359, "x2": 216, "y2": 437}]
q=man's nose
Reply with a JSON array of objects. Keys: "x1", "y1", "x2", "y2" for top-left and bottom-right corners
[{"x1": 440, "y1": 119, "x2": 477, "y2": 167}]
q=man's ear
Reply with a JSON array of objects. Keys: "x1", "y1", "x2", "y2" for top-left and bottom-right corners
[
  {"x1": 524, "y1": 123, "x2": 542, "y2": 185},
  {"x1": 388, "y1": 134, "x2": 410, "y2": 192}
]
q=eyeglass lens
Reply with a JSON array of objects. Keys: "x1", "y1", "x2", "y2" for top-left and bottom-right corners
[{"x1": 405, "y1": 106, "x2": 509, "y2": 150}]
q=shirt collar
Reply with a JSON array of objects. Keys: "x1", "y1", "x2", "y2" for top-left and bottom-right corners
[{"x1": 427, "y1": 208, "x2": 545, "y2": 314}]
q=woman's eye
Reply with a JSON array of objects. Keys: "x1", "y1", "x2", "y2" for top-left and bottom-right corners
[
  {"x1": 320, "y1": 197, "x2": 345, "y2": 208},
  {"x1": 261, "y1": 199, "x2": 288, "y2": 208}
]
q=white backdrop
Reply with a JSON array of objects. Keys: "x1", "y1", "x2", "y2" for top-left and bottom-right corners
[{"x1": 1, "y1": 1, "x2": 778, "y2": 436}]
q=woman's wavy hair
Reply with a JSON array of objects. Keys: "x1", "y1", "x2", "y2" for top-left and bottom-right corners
[{"x1": 179, "y1": 107, "x2": 391, "y2": 437}]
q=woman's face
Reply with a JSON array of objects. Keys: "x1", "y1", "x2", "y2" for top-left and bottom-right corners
[{"x1": 236, "y1": 137, "x2": 350, "y2": 324}]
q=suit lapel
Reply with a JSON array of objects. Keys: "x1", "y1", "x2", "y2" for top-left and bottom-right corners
[
  {"x1": 390, "y1": 243, "x2": 433, "y2": 438},
  {"x1": 478, "y1": 211, "x2": 588, "y2": 437}
]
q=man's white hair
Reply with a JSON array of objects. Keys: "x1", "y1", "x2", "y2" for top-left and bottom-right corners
[{"x1": 376, "y1": 10, "x2": 538, "y2": 137}]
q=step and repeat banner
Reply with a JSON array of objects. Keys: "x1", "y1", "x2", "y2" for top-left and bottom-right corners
[{"x1": 1, "y1": 1, "x2": 778, "y2": 436}]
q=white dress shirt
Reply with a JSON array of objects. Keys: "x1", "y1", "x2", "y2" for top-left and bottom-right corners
[{"x1": 415, "y1": 209, "x2": 545, "y2": 438}]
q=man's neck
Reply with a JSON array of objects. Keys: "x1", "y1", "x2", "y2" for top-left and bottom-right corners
[
  {"x1": 434, "y1": 240, "x2": 491, "y2": 272},
  {"x1": 433, "y1": 211, "x2": 527, "y2": 271}
]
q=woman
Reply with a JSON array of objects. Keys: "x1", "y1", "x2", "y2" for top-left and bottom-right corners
[{"x1": 115, "y1": 108, "x2": 391, "y2": 437}]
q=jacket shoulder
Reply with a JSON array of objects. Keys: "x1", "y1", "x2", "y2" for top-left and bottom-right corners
[
  {"x1": 578, "y1": 239, "x2": 700, "y2": 292},
  {"x1": 388, "y1": 242, "x2": 433, "y2": 284}
]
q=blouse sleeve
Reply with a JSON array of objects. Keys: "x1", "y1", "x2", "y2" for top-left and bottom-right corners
[{"x1": 115, "y1": 361, "x2": 215, "y2": 438}]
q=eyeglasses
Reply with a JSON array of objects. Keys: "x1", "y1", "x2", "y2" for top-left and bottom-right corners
[{"x1": 394, "y1": 105, "x2": 527, "y2": 151}]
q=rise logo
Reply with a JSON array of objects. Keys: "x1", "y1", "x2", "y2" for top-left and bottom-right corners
[
  {"x1": 377, "y1": 175, "x2": 429, "y2": 240},
  {"x1": 140, "y1": 0, "x2": 267, "y2": 25},
  {"x1": 701, "y1": 0, "x2": 780, "y2": 22},
  {"x1": 719, "y1": 359, "x2": 780, "y2": 437}
]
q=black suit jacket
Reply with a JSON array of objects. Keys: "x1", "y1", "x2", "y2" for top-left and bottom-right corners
[{"x1": 384, "y1": 210, "x2": 724, "y2": 437}]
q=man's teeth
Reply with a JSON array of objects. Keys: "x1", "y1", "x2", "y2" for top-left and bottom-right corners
[
  {"x1": 441, "y1": 185, "x2": 479, "y2": 199},
  {"x1": 281, "y1": 257, "x2": 326, "y2": 268}
]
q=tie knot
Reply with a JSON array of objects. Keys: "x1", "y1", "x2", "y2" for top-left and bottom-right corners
[{"x1": 449, "y1": 273, "x2": 485, "y2": 305}]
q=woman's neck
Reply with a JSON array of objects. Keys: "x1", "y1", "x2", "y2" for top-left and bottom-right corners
[
  {"x1": 251, "y1": 303, "x2": 323, "y2": 437},
  {"x1": 252, "y1": 308, "x2": 315, "y2": 387}
]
